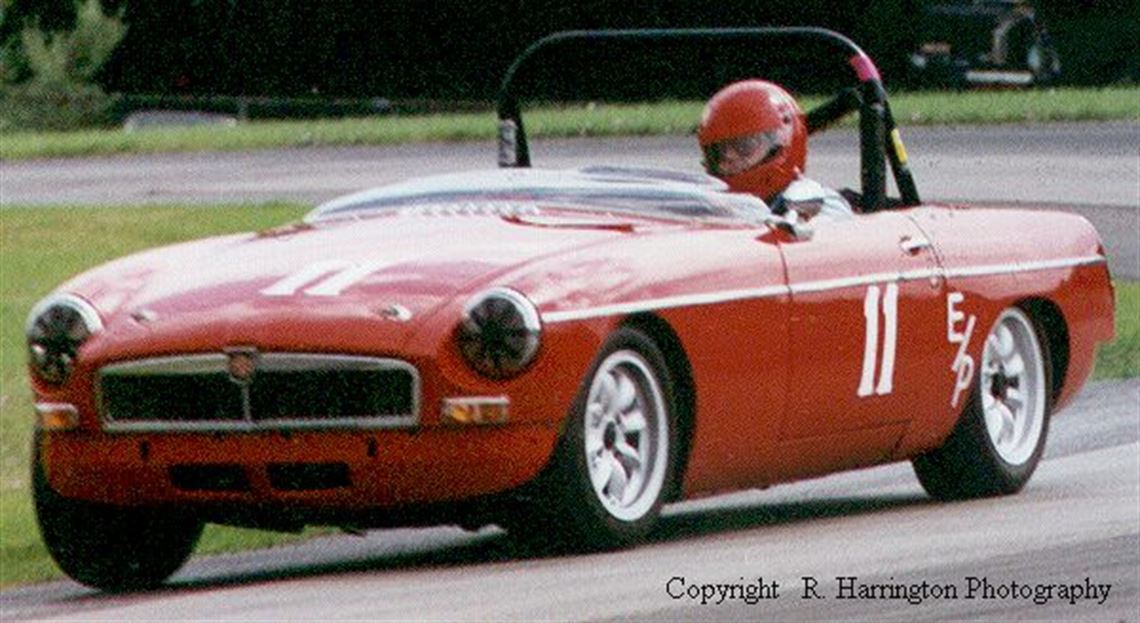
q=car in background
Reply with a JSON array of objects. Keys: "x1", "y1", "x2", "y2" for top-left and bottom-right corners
[{"x1": 908, "y1": 0, "x2": 1061, "y2": 87}]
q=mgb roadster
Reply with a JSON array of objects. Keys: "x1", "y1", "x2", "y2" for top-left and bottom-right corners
[{"x1": 26, "y1": 28, "x2": 1114, "y2": 590}]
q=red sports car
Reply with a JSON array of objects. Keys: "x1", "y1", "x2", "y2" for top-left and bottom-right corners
[{"x1": 26, "y1": 29, "x2": 1114, "y2": 591}]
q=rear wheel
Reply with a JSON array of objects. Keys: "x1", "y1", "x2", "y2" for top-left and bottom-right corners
[
  {"x1": 913, "y1": 307, "x2": 1051, "y2": 499},
  {"x1": 33, "y1": 453, "x2": 203, "y2": 592},
  {"x1": 507, "y1": 327, "x2": 678, "y2": 549}
]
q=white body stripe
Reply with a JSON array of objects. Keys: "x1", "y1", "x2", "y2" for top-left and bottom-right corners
[
  {"x1": 541, "y1": 285, "x2": 788, "y2": 323},
  {"x1": 786, "y1": 268, "x2": 940, "y2": 295},
  {"x1": 942, "y1": 256, "x2": 1107, "y2": 279},
  {"x1": 540, "y1": 255, "x2": 1105, "y2": 324},
  {"x1": 303, "y1": 261, "x2": 387, "y2": 297},
  {"x1": 260, "y1": 260, "x2": 349, "y2": 297}
]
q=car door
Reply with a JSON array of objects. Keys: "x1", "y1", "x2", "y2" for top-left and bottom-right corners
[{"x1": 774, "y1": 210, "x2": 946, "y2": 473}]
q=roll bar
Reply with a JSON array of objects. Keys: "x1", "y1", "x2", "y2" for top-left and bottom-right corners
[{"x1": 495, "y1": 28, "x2": 920, "y2": 211}]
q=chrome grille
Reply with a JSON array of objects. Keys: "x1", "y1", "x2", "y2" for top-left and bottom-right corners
[{"x1": 98, "y1": 353, "x2": 419, "y2": 431}]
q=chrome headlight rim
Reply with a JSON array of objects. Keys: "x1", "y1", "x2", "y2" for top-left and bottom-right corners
[
  {"x1": 457, "y1": 287, "x2": 542, "y2": 380},
  {"x1": 25, "y1": 293, "x2": 103, "y2": 385}
]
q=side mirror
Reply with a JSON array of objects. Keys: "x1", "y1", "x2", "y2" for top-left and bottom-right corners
[{"x1": 764, "y1": 211, "x2": 814, "y2": 241}]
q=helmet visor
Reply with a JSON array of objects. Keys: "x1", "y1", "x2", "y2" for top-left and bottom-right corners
[{"x1": 702, "y1": 131, "x2": 784, "y2": 177}]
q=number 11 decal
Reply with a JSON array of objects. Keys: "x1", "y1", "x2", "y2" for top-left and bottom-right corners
[{"x1": 858, "y1": 283, "x2": 899, "y2": 397}]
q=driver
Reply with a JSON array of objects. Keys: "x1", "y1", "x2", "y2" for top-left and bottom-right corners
[{"x1": 698, "y1": 79, "x2": 852, "y2": 221}]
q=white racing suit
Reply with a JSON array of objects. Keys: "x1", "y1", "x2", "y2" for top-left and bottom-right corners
[{"x1": 769, "y1": 177, "x2": 853, "y2": 222}]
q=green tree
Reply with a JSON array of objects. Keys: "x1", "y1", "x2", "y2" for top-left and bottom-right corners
[
  {"x1": 0, "y1": 0, "x2": 19, "y2": 84},
  {"x1": 0, "y1": 0, "x2": 126, "y2": 131}
]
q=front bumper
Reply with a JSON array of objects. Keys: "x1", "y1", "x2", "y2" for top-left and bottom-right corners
[{"x1": 38, "y1": 424, "x2": 559, "y2": 514}]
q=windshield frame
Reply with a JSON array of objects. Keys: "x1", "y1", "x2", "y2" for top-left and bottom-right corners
[{"x1": 305, "y1": 167, "x2": 773, "y2": 225}]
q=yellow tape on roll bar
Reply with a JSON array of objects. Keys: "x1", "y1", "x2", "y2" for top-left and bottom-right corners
[{"x1": 890, "y1": 128, "x2": 909, "y2": 166}]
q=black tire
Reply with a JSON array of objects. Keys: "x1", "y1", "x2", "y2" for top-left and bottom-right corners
[
  {"x1": 33, "y1": 450, "x2": 203, "y2": 592},
  {"x1": 913, "y1": 307, "x2": 1052, "y2": 500},
  {"x1": 506, "y1": 327, "x2": 680, "y2": 550}
]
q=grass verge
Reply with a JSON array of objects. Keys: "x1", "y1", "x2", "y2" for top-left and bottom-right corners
[
  {"x1": 1094, "y1": 281, "x2": 1140, "y2": 379},
  {"x1": 1, "y1": 86, "x2": 1137, "y2": 160},
  {"x1": 0, "y1": 203, "x2": 1136, "y2": 587}
]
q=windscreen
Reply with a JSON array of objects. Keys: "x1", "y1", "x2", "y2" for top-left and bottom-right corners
[{"x1": 306, "y1": 169, "x2": 771, "y2": 223}]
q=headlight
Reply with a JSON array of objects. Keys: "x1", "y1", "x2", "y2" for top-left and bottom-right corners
[
  {"x1": 25, "y1": 294, "x2": 102, "y2": 385},
  {"x1": 457, "y1": 287, "x2": 541, "y2": 379}
]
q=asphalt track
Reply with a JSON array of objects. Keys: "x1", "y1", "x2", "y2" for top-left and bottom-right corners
[
  {"x1": 1, "y1": 123, "x2": 1138, "y2": 620},
  {"x1": 1, "y1": 123, "x2": 1138, "y2": 279}
]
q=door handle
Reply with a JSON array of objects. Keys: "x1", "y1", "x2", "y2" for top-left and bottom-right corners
[{"x1": 899, "y1": 236, "x2": 932, "y2": 255}]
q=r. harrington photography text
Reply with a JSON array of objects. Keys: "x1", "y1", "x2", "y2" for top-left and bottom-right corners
[{"x1": 664, "y1": 575, "x2": 1113, "y2": 607}]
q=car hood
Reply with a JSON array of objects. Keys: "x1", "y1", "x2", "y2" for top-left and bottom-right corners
[{"x1": 61, "y1": 210, "x2": 666, "y2": 358}]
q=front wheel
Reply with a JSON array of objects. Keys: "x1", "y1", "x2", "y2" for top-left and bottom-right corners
[
  {"x1": 33, "y1": 453, "x2": 204, "y2": 592},
  {"x1": 507, "y1": 327, "x2": 679, "y2": 550},
  {"x1": 913, "y1": 306, "x2": 1051, "y2": 500}
]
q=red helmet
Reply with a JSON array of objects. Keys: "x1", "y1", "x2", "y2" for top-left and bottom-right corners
[{"x1": 697, "y1": 80, "x2": 807, "y2": 201}]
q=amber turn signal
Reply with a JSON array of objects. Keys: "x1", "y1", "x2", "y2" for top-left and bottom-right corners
[
  {"x1": 442, "y1": 397, "x2": 509, "y2": 425},
  {"x1": 35, "y1": 403, "x2": 79, "y2": 431}
]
